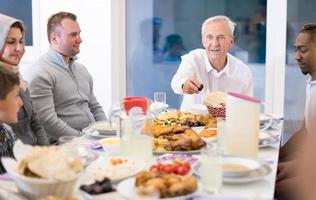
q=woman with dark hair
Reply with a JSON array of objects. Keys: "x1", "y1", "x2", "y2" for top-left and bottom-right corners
[{"x1": 0, "y1": 13, "x2": 48, "y2": 145}]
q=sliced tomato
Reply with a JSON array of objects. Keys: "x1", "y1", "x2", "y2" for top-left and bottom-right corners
[
  {"x1": 175, "y1": 166, "x2": 188, "y2": 175},
  {"x1": 161, "y1": 164, "x2": 174, "y2": 174}
]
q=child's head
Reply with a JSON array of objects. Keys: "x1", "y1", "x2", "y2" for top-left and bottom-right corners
[{"x1": 0, "y1": 66, "x2": 22, "y2": 124}]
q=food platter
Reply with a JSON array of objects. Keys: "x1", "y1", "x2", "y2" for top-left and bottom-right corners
[
  {"x1": 153, "y1": 149, "x2": 202, "y2": 155},
  {"x1": 117, "y1": 177, "x2": 198, "y2": 200},
  {"x1": 85, "y1": 157, "x2": 146, "y2": 183}
]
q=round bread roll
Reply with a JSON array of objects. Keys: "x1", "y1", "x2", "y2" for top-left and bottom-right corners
[{"x1": 203, "y1": 91, "x2": 227, "y2": 108}]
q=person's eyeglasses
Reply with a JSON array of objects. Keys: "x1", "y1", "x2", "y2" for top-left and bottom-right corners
[{"x1": 302, "y1": 23, "x2": 316, "y2": 31}]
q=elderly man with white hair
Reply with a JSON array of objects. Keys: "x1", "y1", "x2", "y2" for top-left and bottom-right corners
[{"x1": 171, "y1": 15, "x2": 253, "y2": 110}]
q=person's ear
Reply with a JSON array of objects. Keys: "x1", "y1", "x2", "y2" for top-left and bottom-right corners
[
  {"x1": 50, "y1": 32, "x2": 59, "y2": 44},
  {"x1": 229, "y1": 37, "x2": 234, "y2": 48}
]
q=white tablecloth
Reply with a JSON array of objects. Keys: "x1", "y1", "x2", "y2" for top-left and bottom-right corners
[{"x1": 0, "y1": 123, "x2": 282, "y2": 200}]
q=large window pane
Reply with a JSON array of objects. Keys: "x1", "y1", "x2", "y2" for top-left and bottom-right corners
[
  {"x1": 126, "y1": 0, "x2": 267, "y2": 109},
  {"x1": 0, "y1": 0, "x2": 33, "y2": 46},
  {"x1": 284, "y1": 0, "x2": 315, "y2": 138}
]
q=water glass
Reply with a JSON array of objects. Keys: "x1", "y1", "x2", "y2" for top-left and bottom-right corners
[
  {"x1": 58, "y1": 135, "x2": 79, "y2": 158},
  {"x1": 200, "y1": 147, "x2": 222, "y2": 194},
  {"x1": 58, "y1": 135, "x2": 77, "y2": 145},
  {"x1": 216, "y1": 117, "x2": 226, "y2": 155},
  {"x1": 154, "y1": 92, "x2": 166, "y2": 105}
]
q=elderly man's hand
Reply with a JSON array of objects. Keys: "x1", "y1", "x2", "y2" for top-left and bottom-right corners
[{"x1": 182, "y1": 79, "x2": 203, "y2": 94}]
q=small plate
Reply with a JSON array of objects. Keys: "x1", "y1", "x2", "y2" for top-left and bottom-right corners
[
  {"x1": 223, "y1": 164, "x2": 272, "y2": 184},
  {"x1": 198, "y1": 128, "x2": 217, "y2": 143},
  {"x1": 89, "y1": 121, "x2": 117, "y2": 135},
  {"x1": 83, "y1": 127, "x2": 116, "y2": 139},
  {"x1": 98, "y1": 137, "x2": 120, "y2": 155},
  {"x1": 201, "y1": 136, "x2": 216, "y2": 143},
  {"x1": 259, "y1": 131, "x2": 279, "y2": 148},
  {"x1": 191, "y1": 126, "x2": 206, "y2": 133},
  {"x1": 260, "y1": 113, "x2": 273, "y2": 131},
  {"x1": 193, "y1": 161, "x2": 271, "y2": 184},
  {"x1": 222, "y1": 156, "x2": 262, "y2": 178}
]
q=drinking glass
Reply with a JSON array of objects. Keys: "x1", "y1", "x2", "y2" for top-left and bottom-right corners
[
  {"x1": 58, "y1": 135, "x2": 79, "y2": 158},
  {"x1": 58, "y1": 135, "x2": 77, "y2": 145},
  {"x1": 200, "y1": 146, "x2": 222, "y2": 194},
  {"x1": 121, "y1": 134, "x2": 152, "y2": 161},
  {"x1": 216, "y1": 117, "x2": 226, "y2": 155},
  {"x1": 154, "y1": 92, "x2": 166, "y2": 105}
]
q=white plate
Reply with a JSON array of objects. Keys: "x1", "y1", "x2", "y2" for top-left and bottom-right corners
[
  {"x1": 192, "y1": 127, "x2": 217, "y2": 143},
  {"x1": 82, "y1": 127, "x2": 116, "y2": 139},
  {"x1": 191, "y1": 126, "x2": 205, "y2": 133},
  {"x1": 222, "y1": 157, "x2": 262, "y2": 178},
  {"x1": 193, "y1": 160, "x2": 271, "y2": 184},
  {"x1": 259, "y1": 131, "x2": 280, "y2": 148},
  {"x1": 202, "y1": 136, "x2": 216, "y2": 143},
  {"x1": 89, "y1": 121, "x2": 117, "y2": 135},
  {"x1": 260, "y1": 113, "x2": 273, "y2": 131},
  {"x1": 223, "y1": 164, "x2": 272, "y2": 184},
  {"x1": 117, "y1": 177, "x2": 197, "y2": 200},
  {"x1": 85, "y1": 157, "x2": 146, "y2": 183}
]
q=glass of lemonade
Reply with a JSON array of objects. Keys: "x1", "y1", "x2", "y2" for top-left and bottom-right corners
[
  {"x1": 128, "y1": 134, "x2": 152, "y2": 160},
  {"x1": 200, "y1": 146, "x2": 222, "y2": 194},
  {"x1": 216, "y1": 117, "x2": 226, "y2": 155}
]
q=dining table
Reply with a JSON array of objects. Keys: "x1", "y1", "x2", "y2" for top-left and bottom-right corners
[{"x1": 0, "y1": 119, "x2": 283, "y2": 200}]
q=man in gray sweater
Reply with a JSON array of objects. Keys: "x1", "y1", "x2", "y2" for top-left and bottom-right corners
[{"x1": 26, "y1": 12, "x2": 106, "y2": 142}]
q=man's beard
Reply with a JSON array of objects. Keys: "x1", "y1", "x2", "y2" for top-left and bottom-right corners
[{"x1": 301, "y1": 69, "x2": 309, "y2": 75}]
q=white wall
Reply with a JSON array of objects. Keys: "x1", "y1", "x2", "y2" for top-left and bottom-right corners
[{"x1": 20, "y1": 0, "x2": 112, "y2": 116}]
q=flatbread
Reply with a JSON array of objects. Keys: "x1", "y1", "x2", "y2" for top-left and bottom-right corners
[{"x1": 18, "y1": 146, "x2": 83, "y2": 181}]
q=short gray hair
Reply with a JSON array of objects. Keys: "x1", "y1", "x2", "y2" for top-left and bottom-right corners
[{"x1": 201, "y1": 15, "x2": 236, "y2": 37}]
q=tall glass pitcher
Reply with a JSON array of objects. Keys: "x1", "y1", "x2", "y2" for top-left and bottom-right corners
[
  {"x1": 110, "y1": 96, "x2": 153, "y2": 160},
  {"x1": 224, "y1": 92, "x2": 260, "y2": 158}
]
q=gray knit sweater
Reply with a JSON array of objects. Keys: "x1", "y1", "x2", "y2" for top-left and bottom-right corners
[{"x1": 27, "y1": 48, "x2": 106, "y2": 140}]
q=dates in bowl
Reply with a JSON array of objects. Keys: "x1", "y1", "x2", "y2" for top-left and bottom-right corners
[{"x1": 80, "y1": 177, "x2": 114, "y2": 194}]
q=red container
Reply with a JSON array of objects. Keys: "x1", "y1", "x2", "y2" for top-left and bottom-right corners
[{"x1": 123, "y1": 96, "x2": 149, "y2": 115}]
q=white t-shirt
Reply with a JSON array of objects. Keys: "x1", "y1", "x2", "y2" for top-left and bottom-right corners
[
  {"x1": 305, "y1": 78, "x2": 316, "y2": 134},
  {"x1": 171, "y1": 49, "x2": 253, "y2": 109}
]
